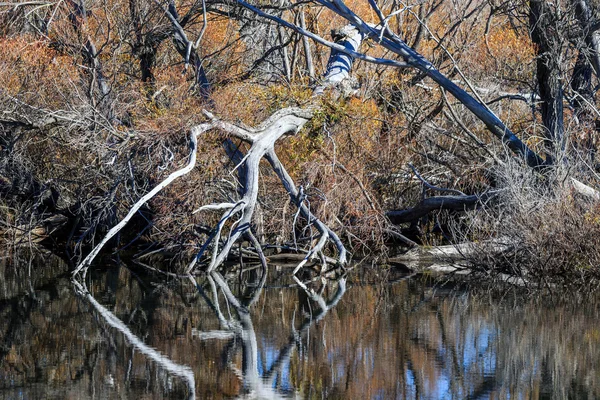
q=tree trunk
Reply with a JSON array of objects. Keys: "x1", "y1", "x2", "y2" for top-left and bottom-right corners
[
  {"x1": 530, "y1": 0, "x2": 564, "y2": 161},
  {"x1": 300, "y1": 11, "x2": 315, "y2": 80},
  {"x1": 313, "y1": 25, "x2": 363, "y2": 96},
  {"x1": 571, "y1": 0, "x2": 600, "y2": 156},
  {"x1": 386, "y1": 191, "x2": 502, "y2": 224},
  {"x1": 573, "y1": 0, "x2": 600, "y2": 77},
  {"x1": 165, "y1": 1, "x2": 210, "y2": 97}
]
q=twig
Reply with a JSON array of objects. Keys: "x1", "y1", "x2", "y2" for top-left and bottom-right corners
[{"x1": 408, "y1": 163, "x2": 466, "y2": 196}]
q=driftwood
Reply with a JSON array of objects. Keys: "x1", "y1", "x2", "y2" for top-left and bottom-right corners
[
  {"x1": 390, "y1": 238, "x2": 513, "y2": 263},
  {"x1": 1, "y1": 214, "x2": 68, "y2": 244},
  {"x1": 571, "y1": 177, "x2": 600, "y2": 200},
  {"x1": 389, "y1": 238, "x2": 515, "y2": 278}
]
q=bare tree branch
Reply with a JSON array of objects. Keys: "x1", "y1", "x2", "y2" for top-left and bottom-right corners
[{"x1": 72, "y1": 123, "x2": 213, "y2": 277}]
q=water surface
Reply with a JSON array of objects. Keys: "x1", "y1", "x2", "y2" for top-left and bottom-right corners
[{"x1": 1, "y1": 251, "x2": 600, "y2": 399}]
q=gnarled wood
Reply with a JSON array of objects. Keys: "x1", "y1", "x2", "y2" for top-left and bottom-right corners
[{"x1": 187, "y1": 107, "x2": 347, "y2": 274}]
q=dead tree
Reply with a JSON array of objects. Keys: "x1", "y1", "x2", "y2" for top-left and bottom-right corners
[
  {"x1": 570, "y1": 0, "x2": 600, "y2": 153},
  {"x1": 72, "y1": 17, "x2": 361, "y2": 277},
  {"x1": 386, "y1": 191, "x2": 503, "y2": 224},
  {"x1": 185, "y1": 107, "x2": 347, "y2": 275},
  {"x1": 156, "y1": 0, "x2": 210, "y2": 95},
  {"x1": 65, "y1": 0, "x2": 113, "y2": 118},
  {"x1": 573, "y1": 0, "x2": 600, "y2": 78},
  {"x1": 72, "y1": 105, "x2": 347, "y2": 278},
  {"x1": 235, "y1": 0, "x2": 547, "y2": 168}
]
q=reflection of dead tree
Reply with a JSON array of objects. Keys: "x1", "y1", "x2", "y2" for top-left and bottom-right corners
[
  {"x1": 72, "y1": 279, "x2": 196, "y2": 400},
  {"x1": 263, "y1": 275, "x2": 346, "y2": 375},
  {"x1": 191, "y1": 270, "x2": 346, "y2": 398}
]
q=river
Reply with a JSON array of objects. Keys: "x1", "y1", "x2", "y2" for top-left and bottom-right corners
[{"x1": 1, "y1": 250, "x2": 599, "y2": 399}]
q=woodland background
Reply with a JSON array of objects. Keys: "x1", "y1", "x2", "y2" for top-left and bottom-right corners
[{"x1": 2, "y1": 0, "x2": 600, "y2": 287}]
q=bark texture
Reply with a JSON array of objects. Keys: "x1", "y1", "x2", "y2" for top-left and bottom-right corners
[{"x1": 530, "y1": 0, "x2": 564, "y2": 159}]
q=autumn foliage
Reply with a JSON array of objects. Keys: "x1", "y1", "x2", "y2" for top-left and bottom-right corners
[{"x1": 0, "y1": 0, "x2": 599, "y2": 283}]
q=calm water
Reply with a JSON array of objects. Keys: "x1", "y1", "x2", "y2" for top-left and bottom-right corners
[{"x1": 1, "y1": 251, "x2": 600, "y2": 399}]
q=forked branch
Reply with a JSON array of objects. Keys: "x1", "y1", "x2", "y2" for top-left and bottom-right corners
[{"x1": 187, "y1": 107, "x2": 347, "y2": 274}]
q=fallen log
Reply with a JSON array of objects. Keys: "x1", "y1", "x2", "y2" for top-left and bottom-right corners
[
  {"x1": 386, "y1": 190, "x2": 502, "y2": 224},
  {"x1": 389, "y1": 237, "x2": 513, "y2": 264}
]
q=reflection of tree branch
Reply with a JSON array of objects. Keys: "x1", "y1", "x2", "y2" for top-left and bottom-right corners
[
  {"x1": 465, "y1": 375, "x2": 498, "y2": 400},
  {"x1": 189, "y1": 274, "x2": 236, "y2": 331},
  {"x1": 208, "y1": 271, "x2": 262, "y2": 395},
  {"x1": 190, "y1": 270, "x2": 347, "y2": 398},
  {"x1": 192, "y1": 330, "x2": 235, "y2": 340},
  {"x1": 437, "y1": 308, "x2": 463, "y2": 383},
  {"x1": 72, "y1": 279, "x2": 196, "y2": 400},
  {"x1": 263, "y1": 276, "x2": 347, "y2": 383}
]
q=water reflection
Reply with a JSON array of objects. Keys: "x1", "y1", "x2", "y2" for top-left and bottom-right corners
[
  {"x1": 73, "y1": 278, "x2": 196, "y2": 399},
  {"x1": 2, "y1": 252, "x2": 600, "y2": 399},
  {"x1": 187, "y1": 271, "x2": 346, "y2": 399}
]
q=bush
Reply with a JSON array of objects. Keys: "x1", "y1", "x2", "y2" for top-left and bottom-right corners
[{"x1": 456, "y1": 158, "x2": 600, "y2": 290}]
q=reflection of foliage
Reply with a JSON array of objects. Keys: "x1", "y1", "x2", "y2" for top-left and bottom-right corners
[{"x1": 3, "y1": 252, "x2": 600, "y2": 398}]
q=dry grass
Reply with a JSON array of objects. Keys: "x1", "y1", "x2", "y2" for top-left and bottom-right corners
[{"x1": 454, "y1": 157, "x2": 600, "y2": 290}]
